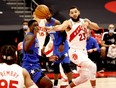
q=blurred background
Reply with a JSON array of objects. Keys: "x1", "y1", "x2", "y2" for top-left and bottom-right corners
[{"x1": 0, "y1": 0, "x2": 116, "y2": 48}]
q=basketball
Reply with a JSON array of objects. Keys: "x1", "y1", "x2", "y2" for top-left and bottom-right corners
[{"x1": 34, "y1": 4, "x2": 51, "y2": 19}]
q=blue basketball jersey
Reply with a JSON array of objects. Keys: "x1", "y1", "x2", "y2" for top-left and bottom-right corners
[
  {"x1": 46, "y1": 18, "x2": 70, "y2": 63},
  {"x1": 22, "y1": 32, "x2": 40, "y2": 63},
  {"x1": 22, "y1": 32, "x2": 44, "y2": 83}
]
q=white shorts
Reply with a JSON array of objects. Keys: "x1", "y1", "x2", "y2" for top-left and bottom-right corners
[{"x1": 69, "y1": 48, "x2": 97, "y2": 80}]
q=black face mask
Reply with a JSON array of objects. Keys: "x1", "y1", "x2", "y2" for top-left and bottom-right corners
[
  {"x1": 46, "y1": 17, "x2": 52, "y2": 22},
  {"x1": 70, "y1": 15, "x2": 80, "y2": 22}
]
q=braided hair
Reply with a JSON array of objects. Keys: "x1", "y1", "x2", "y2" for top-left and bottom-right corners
[{"x1": 0, "y1": 45, "x2": 17, "y2": 65}]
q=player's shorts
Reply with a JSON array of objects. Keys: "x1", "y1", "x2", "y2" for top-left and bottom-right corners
[
  {"x1": 53, "y1": 42, "x2": 70, "y2": 64},
  {"x1": 68, "y1": 48, "x2": 88, "y2": 65},
  {"x1": 54, "y1": 53, "x2": 70, "y2": 64},
  {"x1": 22, "y1": 62, "x2": 45, "y2": 83}
]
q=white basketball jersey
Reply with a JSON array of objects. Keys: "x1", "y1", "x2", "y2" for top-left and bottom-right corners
[
  {"x1": 67, "y1": 19, "x2": 92, "y2": 65},
  {"x1": 0, "y1": 63, "x2": 24, "y2": 88},
  {"x1": 37, "y1": 19, "x2": 53, "y2": 56},
  {"x1": 66, "y1": 18, "x2": 87, "y2": 51}
]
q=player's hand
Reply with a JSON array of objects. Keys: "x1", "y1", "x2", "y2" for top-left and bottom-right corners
[
  {"x1": 41, "y1": 47, "x2": 46, "y2": 56},
  {"x1": 84, "y1": 18, "x2": 91, "y2": 27},
  {"x1": 40, "y1": 26, "x2": 47, "y2": 32},
  {"x1": 42, "y1": 26, "x2": 53, "y2": 32},
  {"x1": 33, "y1": 27, "x2": 39, "y2": 35},
  {"x1": 58, "y1": 44, "x2": 64, "y2": 52},
  {"x1": 84, "y1": 18, "x2": 91, "y2": 23},
  {"x1": 49, "y1": 55, "x2": 58, "y2": 62}
]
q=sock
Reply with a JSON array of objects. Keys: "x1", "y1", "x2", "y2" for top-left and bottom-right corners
[
  {"x1": 54, "y1": 80, "x2": 58, "y2": 86},
  {"x1": 69, "y1": 80, "x2": 72, "y2": 84}
]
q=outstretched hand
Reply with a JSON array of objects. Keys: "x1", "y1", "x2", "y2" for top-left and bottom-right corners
[
  {"x1": 40, "y1": 26, "x2": 53, "y2": 32},
  {"x1": 49, "y1": 55, "x2": 58, "y2": 62}
]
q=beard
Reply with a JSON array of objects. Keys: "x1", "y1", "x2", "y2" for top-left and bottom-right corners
[
  {"x1": 70, "y1": 15, "x2": 80, "y2": 22},
  {"x1": 46, "y1": 17, "x2": 52, "y2": 22}
]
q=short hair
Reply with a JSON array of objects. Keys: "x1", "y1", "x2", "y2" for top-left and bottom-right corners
[
  {"x1": 68, "y1": 5, "x2": 80, "y2": 13},
  {"x1": 28, "y1": 20, "x2": 37, "y2": 27},
  {"x1": 0, "y1": 45, "x2": 17, "y2": 65}
]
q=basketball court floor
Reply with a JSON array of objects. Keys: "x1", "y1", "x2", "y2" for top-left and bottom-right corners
[{"x1": 46, "y1": 71, "x2": 116, "y2": 88}]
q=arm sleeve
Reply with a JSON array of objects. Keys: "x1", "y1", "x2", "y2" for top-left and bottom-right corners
[
  {"x1": 61, "y1": 31, "x2": 67, "y2": 44},
  {"x1": 43, "y1": 34, "x2": 50, "y2": 46}
]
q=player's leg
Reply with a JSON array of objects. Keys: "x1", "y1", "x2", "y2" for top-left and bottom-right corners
[
  {"x1": 53, "y1": 63, "x2": 60, "y2": 87},
  {"x1": 66, "y1": 66, "x2": 90, "y2": 88},
  {"x1": 62, "y1": 63, "x2": 72, "y2": 84},
  {"x1": 36, "y1": 75, "x2": 53, "y2": 88},
  {"x1": 89, "y1": 61, "x2": 97, "y2": 88},
  {"x1": 60, "y1": 63, "x2": 68, "y2": 81}
]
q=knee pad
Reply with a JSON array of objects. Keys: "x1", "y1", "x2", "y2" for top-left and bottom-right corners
[
  {"x1": 62, "y1": 63, "x2": 71, "y2": 73},
  {"x1": 54, "y1": 63, "x2": 60, "y2": 74}
]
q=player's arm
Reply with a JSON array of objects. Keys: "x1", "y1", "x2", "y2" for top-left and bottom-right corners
[
  {"x1": 45, "y1": 20, "x2": 70, "y2": 32},
  {"x1": 23, "y1": 68, "x2": 38, "y2": 88},
  {"x1": 41, "y1": 33, "x2": 50, "y2": 56},
  {"x1": 84, "y1": 18, "x2": 99, "y2": 31},
  {"x1": 54, "y1": 20, "x2": 70, "y2": 31},
  {"x1": 24, "y1": 27, "x2": 39, "y2": 51},
  {"x1": 24, "y1": 34, "x2": 36, "y2": 51},
  {"x1": 54, "y1": 19, "x2": 61, "y2": 25}
]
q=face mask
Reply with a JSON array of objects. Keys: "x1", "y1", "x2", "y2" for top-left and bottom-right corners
[
  {"x1": 23, "y1": 25, "x2": 28, "y2": 30},
  {"x1": 109, "y1": 29, "x2": 114, "y2": 33}
]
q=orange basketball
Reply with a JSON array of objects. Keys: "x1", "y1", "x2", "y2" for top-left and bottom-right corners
[{"x1": 34, "y1": 4, "x2": 51, "y2": 19}]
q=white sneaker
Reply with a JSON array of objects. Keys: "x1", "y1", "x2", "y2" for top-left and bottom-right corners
[
  {"x1": 72, "y1": 69, "x2": 78, "y2": 73},
  {"x1": 61, "y1": 77, "x2": 68, "y2": 82},
  {"x1": 97, "y1": 69, "x2": 104, "y2": 73}
]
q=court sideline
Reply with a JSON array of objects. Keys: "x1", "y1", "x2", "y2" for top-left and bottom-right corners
[{"x1": 46, "y1": 71, "x2": 116, "y2": 88}]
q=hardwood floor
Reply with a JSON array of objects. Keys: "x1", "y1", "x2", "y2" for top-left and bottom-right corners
[{"x1": 46, "y1": 71, "x2": 116, "y2": 88}]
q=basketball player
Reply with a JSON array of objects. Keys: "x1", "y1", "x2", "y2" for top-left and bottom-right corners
[
  {"x1": 0, "y1": 45, "x2": 38, "y2": 88},
  {"x1": 44, "y1": 6, "x2": 99, "y2": 88},
  {"x1": 41, "y1": 8, "x2": 72, "y2": 88},
  {"x1": 22, "y1": 20, "x2": 58, "y2": 88}
]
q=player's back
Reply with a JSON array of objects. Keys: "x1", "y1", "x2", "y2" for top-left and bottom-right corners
[{"x1": 0, "y1": 63, "x2": 24, "y2": 88}]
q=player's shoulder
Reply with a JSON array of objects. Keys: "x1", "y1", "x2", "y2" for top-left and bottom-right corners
[
  {"x1": 79, "y1": 18, "x2": 85, "y2": 24},
  {"x1": 54, "y1": 18, "x2": 61, "y2": 25},
  {"x1": 12, "y1": 64, "x2": 22, "y2": 68},
  {"x1": 64, "y1": 19, "x2": 71, "y2": 24}
]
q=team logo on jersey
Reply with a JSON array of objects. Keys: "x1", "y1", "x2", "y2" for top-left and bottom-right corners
[{"x1": 72, "y1": 53, "x2": 78, "y2": 60}]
